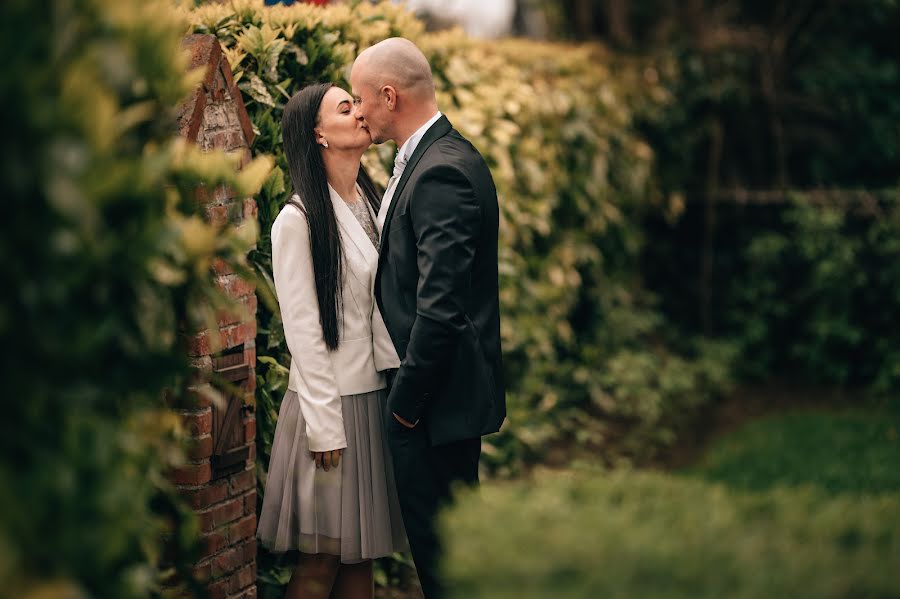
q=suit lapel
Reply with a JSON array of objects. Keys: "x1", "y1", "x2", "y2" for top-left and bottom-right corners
[
  {"x1": 379, "y1": 116, "x2": 453, "y2": 261},
  {"x1": 329, "y1": 184, "x2": 379, "y2": 269}
]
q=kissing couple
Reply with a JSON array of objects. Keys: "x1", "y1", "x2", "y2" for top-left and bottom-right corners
[{"x1": 256, "y1": 37, "x2": 506, "y2": 599}]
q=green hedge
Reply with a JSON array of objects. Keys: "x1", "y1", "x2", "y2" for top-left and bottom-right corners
[
  {"x1": 0, "y1": 0, "x2": 270, "y2": 596},
  {"x1": 441, "y1": 468, "x2": 900, "y2": 599},
  {"x1": 643, "y1": 197, "x2": 900, "y2": 393},
  {"x1": 731, "y1": 200, "x2": 900, "y2": 392},
  {"x1": 187, "y1": 0, "x2": 734, "y2": 480}
]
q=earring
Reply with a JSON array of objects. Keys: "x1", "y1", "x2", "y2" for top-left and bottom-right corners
[{"x1": 321, "y1": 140, "x2": 329, "y2": 148}]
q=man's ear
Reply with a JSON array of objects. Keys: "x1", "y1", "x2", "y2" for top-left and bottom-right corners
[{"x1": 381, "y1": 85, "x2": 398, "y2": 111}]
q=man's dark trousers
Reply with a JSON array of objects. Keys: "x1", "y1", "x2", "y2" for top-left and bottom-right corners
[{"x1": 385, "y1": 408, "x2": 480, "y2": 599}]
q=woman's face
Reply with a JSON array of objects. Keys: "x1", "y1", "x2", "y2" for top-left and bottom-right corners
[{"x1": 316, "y1": 87, "x2": 372, "y2": 152}]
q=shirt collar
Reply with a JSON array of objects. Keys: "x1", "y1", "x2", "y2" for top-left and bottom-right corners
[{"x1": 396, "y1": 111, "x2": 442, "y2": 163}]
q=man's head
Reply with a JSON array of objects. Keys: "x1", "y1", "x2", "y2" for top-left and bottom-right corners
[{"x1": 350, "y1": 37, "x2": 437, "y2": 145}]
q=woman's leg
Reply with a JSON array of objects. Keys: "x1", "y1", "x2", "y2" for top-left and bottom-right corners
[
  {"x1": 285, "y1": 552, "x2": 340, "y2": 599},
  {"x1": 331, "y1": 559, "x2": 374, "y2": 599}
]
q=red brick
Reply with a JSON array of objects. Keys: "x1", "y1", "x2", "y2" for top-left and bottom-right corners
[
  {"x1": 218, "y1": 274, "x2": 255, "y2": 299},
  {"x1": 241, "y1": 539, "x2": 257, "y2": 564},
  {"x1": 202, "y1": 530, "x2": 228, "y2": 556},
  {"x1": 234, "y1": 92, "x2": 255, "y2": 148},
  {"x1": 238, "y1": 147, "x2": 253, "y2": 169},
  {"x1": 183, "y1": 383, "x2": 214, "y2": 410},
  {"x1": 210, "y1": 132, "x2": 231, "y2": 152},
  {"x1": 181, "y1": 408, "x2": 213, "y2": 437},
  {"x1": 244, "y1": 293, "x2": 258, "y2": 317},
  {"x1": 170, "y1": 462, "x2": 211, "y2": 486},
  {"x1": 192, "y1": 559, "x2": 211, "y2": 583},
  {"x1": 214, "y1": 184, "x2": 237, "y2": 203},
  {"x1": 187, "y1": 434, "x2": 214, "y2": 460},
  {"x1": 242, "y1": 490, "x2": 257, "y2": 516},
  {"x1": 207, "y1": 203, "x2": 230, "y2": 228},
  {"x1": 226, "y1": 586, "x2": 257, "y2": 599},
  {"x1": 241, "y1": 587, "x2": 258, "y2": 599},
  {"x1": 243, "y1": 343, "x2": 256, "y2": 366},
  {"x1": 188, "y1": 330, "x2": 211, "y2": 357},
  {"x1": 248, "y1": 443, "x2": 256, "y2": 462},
  {"x1": 244, "y1": 375, "x2": 257, "y2": 396},
  {"x1": 219, "y1": 321, "x2": 256, "y2": 350},
  {"x1": 227, "y1": 130, "x2": 246, "y2": 151},
  {"x1": 212, "y1": 547, "x2": 241, "y2": 578},
  {"x1": 230, "y1": 564, "x2": 255, "y2": 593},
  {"x1": 217, "y1": 294, "x2": 257, "y2": 328},
  {"x1": 197, "y1": 506, "x2": 216, "y2": 533},
  {"x1": 182, "y1": 480, "x2": 229, "y2": 510},
  {"x1": 189, "y1": 355, "x2": 214, "y2": 379},
  {"x1": 243, "y1": 418, "x2": 256, "y2": 443},
  {"x1": 194, "y1": 185, "x2": 210, "y2": 203},
  {"x1": 229, "y1": 470, "x2": 254, "y2": 496},
  {"x1": 212, "y1": 257, "x2": 235, "y2": 276},
  {"x1": 230, "y1": 514, "x2": 256, "y2": 542},
  {"x1": 243, "y1": 198, "x2": 258, "y2": 221},
  {"x1": 213, "y1": 497, "x2": 244, "y2": 527},
  {"x1": 166, "y1": 384, "x2": 212, "y2": 411},
  {"x1": 208, "y1": 579, "x2": 228, "y2": 599}
]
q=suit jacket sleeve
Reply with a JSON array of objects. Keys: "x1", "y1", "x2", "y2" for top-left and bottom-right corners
[
  {"x1": 271, "y1": 207, "x2": 347, "y2": 452},
  {"x1": 387, "y1": 164, "x2": 481, "y2": 422}
]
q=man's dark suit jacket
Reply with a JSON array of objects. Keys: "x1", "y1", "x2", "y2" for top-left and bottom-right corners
[{"x1": 375, "y1": 115, "x2": 506, "y2": 447}]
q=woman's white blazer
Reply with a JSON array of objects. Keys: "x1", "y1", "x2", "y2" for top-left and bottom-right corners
[{"x1": 270, "y1": 185, "x2": 400, "y2": 452}]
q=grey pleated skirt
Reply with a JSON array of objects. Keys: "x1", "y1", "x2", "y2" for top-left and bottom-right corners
[{"x1": 257, "y1": 388, "x2": 408, "y2": 563}]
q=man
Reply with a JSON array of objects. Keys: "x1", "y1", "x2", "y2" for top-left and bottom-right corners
[{"x1": 350, "y1": 38, "x2": 506, "y2": 598}]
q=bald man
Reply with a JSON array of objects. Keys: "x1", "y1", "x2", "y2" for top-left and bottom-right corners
[{"x1": 351, "y1": 38, "x2": 506, "y2": 598}]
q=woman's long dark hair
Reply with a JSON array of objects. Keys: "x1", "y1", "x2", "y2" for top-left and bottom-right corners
[{"x1": 281, "y1": 83, "x2": 382, "y2": 351}]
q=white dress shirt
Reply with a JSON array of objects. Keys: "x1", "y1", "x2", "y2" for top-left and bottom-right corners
[{"x1": 376, "y1": 111, "x2": 443, "y2": 233}]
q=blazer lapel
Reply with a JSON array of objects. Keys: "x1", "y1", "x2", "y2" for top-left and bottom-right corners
[
  {"x1": 329, "y1": 184, "x2": 379, "y2": 268},
  {"x1": 380, "y1": 116, "x2": 452, "y2": 244}
]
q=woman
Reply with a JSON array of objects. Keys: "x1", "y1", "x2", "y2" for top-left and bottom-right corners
[{"x1": 257, "y1": 83, "x2": 406, "y2": 599}]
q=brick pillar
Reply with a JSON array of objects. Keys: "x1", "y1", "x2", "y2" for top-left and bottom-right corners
[{"x1": 172, "y1": 34, "x2": 259, "y2": 599}]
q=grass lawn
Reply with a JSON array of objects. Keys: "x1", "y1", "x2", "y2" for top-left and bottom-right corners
[
  {"x1": 439, "y1": 395, "x2": 900, "y2": 598},
  {"x1": 685, "y1": 399, "x2": 900, "y2": 495}
]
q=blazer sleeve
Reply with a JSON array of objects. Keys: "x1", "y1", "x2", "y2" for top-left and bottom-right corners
[
  {"x1": 271, "y1": 207, "x2": 347, "y2": 452},
  {"x1": 386, "y1": 164, "x2": 481, "y2": 423}
]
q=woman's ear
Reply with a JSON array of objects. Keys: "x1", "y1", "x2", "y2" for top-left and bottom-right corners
[{"x1": 313, "y1": 128, "x2": 327, "y2": 148}]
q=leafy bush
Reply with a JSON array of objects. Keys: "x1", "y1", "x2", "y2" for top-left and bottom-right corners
[
  {"x1": 0, "y1": 0, "x2": 270, "y2": 596},
  {"x1": 643, "y1": 195, "x2": 900, "y2": 394},
  {"x1": 730, "y1": 200, "x2": 900, "y2": 392},
  {"x1": 441, "y1": 468, "x2": 900, "y2": 599}
]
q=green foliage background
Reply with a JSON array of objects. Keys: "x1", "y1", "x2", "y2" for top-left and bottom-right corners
[
  {"x1": 185, "y1": 1, "x2": 733, "y2": 594},
  {"x1": 0, "y1": 0, "x2": 271, "y2": 596},
  {"x1": 627, "y1": 0, "x2": 900, "y2": 392},
  {"x1": 2, "y1": 0, "x2": 896, "y2": 596},
  {"x1": 643, "y1": 197, "x2": 900, "y2": 392}
]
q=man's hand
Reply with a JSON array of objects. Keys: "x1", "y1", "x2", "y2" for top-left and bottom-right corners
[
  {"x1": 393, "y1": 412, "x2": 418, "y2": 429},
  {"x1": 311, "y1": 449, "x2": 343, "y2": 471}
]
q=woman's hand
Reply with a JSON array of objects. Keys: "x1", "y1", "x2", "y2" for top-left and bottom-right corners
[{"x1": 311, "y1": 449, "x2": 343, "y2": 471}]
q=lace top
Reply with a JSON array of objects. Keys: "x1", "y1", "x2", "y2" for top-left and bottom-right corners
[{"x1": 344, "y1": 197, "x2": 379, "y2": 250}]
